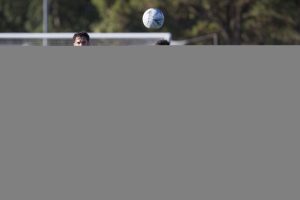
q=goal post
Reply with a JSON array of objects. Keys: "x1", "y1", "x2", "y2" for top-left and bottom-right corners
[{"x1": 0, "y1": 32, "x2": 172, "y2": 46}]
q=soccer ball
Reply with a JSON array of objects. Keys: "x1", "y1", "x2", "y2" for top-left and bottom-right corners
[{"x1": 142, "y1": 8, "x2": 165, "y2": 29}]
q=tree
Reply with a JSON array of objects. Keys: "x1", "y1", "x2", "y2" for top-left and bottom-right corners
[
  {"x1": 1, "y1": 0, "x2": 300, "y2": 44},
  {"x1": 257, "y1": 0, "x2": 300, "y2": 44},
  {"x1": 27, "y1": 0, "x2": 100, "y2": 32},
  {"x1": 0, "y1": 0, "x2": 30, "y2": 31},
  {"x1": 0, "y1": 0, "x2": 100, "y2": 32},
  {"x1": 91, "y1": 0, "x2": 300, "y2": 44}
]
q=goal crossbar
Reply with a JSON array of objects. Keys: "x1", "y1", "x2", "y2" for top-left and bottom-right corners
[
  {"x1": 0, "y1": 32, "x2": 171, "y2": 40},
  {"x1": 0, "y1": 32, "x2": 172, "y2": 46}
]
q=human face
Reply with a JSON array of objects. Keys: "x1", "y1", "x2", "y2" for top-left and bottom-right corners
[{"x1": 73, "y1": 37, "x2": 89, "y2": 46}]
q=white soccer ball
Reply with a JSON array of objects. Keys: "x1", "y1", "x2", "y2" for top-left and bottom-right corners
[{"x1": 142, "y1": 8, "x2": 165, "y2": 29}]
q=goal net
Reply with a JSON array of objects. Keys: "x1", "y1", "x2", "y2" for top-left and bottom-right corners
[
  {"x1": 0, "y1": 32, "x2": 172, "y2": 46},
  {"x1": 171, "y1": 33, "x2": 218, "y2": 45}
]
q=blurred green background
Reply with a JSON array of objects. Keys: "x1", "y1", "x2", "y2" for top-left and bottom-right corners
[{"x1": 1, "y1": 0, "x2": 300, "y2": 44}]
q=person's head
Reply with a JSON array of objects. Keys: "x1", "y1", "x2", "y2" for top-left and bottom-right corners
[
  {"x1": 73, "y1": 32, "x2": 90, "y2": 46},
  {"x1": 155, "y1": 40, "x2": 170, "y2": 45}
]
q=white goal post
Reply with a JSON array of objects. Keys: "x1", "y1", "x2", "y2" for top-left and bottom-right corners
[{"x1": 0, "y1": 32, "x2": 172, "y2": 46}]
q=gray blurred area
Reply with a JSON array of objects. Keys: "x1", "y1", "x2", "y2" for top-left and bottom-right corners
[{"x1": 0, "y1": 47, "x2": 299, "y2": 200}]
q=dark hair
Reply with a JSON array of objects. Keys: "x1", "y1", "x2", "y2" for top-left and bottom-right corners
[
  {"x1": 155, "y1": 40, "x2": 170, "y2": 45},
  {"x1": 73, "y1": 31, "x2": 90, "y2": 42}
]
